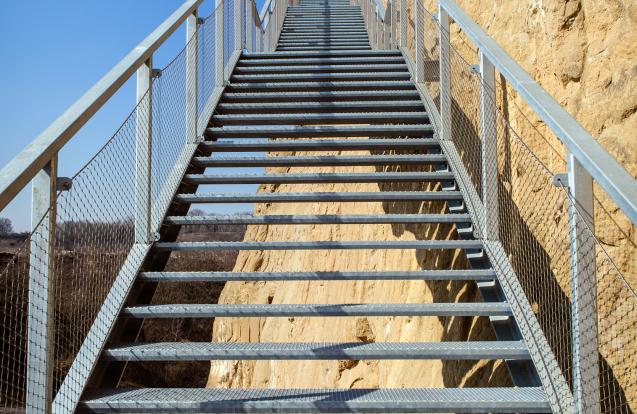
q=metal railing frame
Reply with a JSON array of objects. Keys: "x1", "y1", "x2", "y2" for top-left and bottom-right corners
[
  {"x1": 0, "y1": 0, "x2": 289, "y2": 412},
  {"x1": 358, "y1": 0, "x2": 637, "y2": 413}
]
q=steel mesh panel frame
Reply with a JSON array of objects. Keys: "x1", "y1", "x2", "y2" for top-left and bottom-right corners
[
  {"x1": 412, "y1": 3, "x2": 637, "y2": 412},
  {"x1": 0, "y1": 5, "x2": 234, "y2": 412}
]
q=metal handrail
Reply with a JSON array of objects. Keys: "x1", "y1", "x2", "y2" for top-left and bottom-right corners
[
  {"x1": 0, "y1": 0, "x2": 203, "y2": 212},
  {"x1": 440, "y1": 0, "x2": 637, "y2": 227}
]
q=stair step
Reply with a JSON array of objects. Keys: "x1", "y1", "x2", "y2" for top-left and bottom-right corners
[
  {"x1": 222, "y1": 90, "x2": 419, "y2": 102},
  {"x1": 216, "y1": 101, "x2": 423, "y2": 113},
  {"x1": 138, "y1": 269, "x2": 496, "y2": 282},
  {"x1": 182, "y1": 172, "x2": 453, "y2": 184},
  {"x1": 276, "y1": 43, "x2": 373, "y2": 48},
  {"x1": 277, "y1": 46, "x2": 373, "y2": 51},
  {"x1": 175, "y1": 191, "x2": 462, "y2": 203},
  {"x1": 165, "y1": 213, "x2": 471, "y2": 225},
  {"x1": 204, "y1": 124, "x2": 432, "y2": 138},
  {"x1": 226, "y1": 81, "x2": 415, "y2": 92},
  {"x1": 211, "y1": 112, "x2": 427, "y2": 125},
  {"x1": 198, "y1": 138, "x2": 438, "y2": 152},
  {"x1": 102, "y1": 341, "x2": 529, "y2": 361},
  {"x1": 277, "y1": 36, "x2": 370, "y2": 41},
  {"x1": 277, "y1": 47, "x2": 374, "y2": 52},
  {"x1": 80, "y1": 387, "x2": 551, "y2": 413},
  {"x1": 122, "y1": 303, "x2": 511, "y2": 318},
  {"x1": 192, "y1": 154, "x2": 444, "y2": 167},
  {"x1": 242, "y1": 50, "x2": 401, "y2": 58},
  {"x1": 233, "y1": 64, "x2": 408, "y2": 74},
  {"x1": 236, "y1": 57, "x2": 404, "y2": 66},
  {"x1": 153, "y1": 240, "x2": 483, "y2": 251},
  {"x1": 230, "y1": 73, "x2": 410, "y2": 83}
]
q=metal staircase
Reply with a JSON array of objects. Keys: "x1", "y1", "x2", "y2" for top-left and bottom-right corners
[
  {"x1": 2, "y1": 0, "x2": 636, "y2": 413},
  {"x1": 73, "y1": 0, "x2": 552, "y2": 412}
]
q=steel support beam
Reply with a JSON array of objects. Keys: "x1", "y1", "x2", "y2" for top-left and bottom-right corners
[
  {"x1": 479, "y1": 51, "x2": 498, "y2": 240},
  {"x1": 439, "y1": 5, "x2": 451, "y2": 141},
  {"x1": 186, "y1": 11, "x2": 198, "y2": 144},
  {"x1": 415, "y1": 1, "x2": 425, "y2": 82},
  {"x1": 568, "y1": 154, "x2": 600, "y2": 414},
  {"x1": 134, "y1": 58, "x2": 153, "y2": 244},
  {"x1": 26, "y1": 158, "x2": 57, "y2": 414}
]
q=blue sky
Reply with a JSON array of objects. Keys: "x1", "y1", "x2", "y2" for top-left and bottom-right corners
[{"x1": 0, "y1": 0, "x2": 264, "y2": 231}]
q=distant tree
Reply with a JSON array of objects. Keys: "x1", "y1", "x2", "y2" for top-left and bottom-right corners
[
  {"x1": 188, "y1": 208, "x2": 206, "y2": 216},
  {"x1": 0, "y1": 217, "x2": 13, "y2": 235}
]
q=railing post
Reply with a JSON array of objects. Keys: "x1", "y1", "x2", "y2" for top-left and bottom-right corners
[
  {"x1": 415, "y1": 0, "x2": 425, "y2": 82},
  {"x1": 246, "y1": 0, "x2": 254, "y2": 52},
  {"x1": 216, "y1": 0, "x2": 225, "y2": 86},
  {"x1": 390, "y1": 0, "x2": 396, "y2": 49},
  {"x1": 186, "y1": 10, "x2": 198, "y2": 144},
  {"x1": 135, "y1": 58, "x2": 152, "y2": 244},
  {"x1": 26, "y1": 157, "x2": 57, "y2": 414},
  {"x1": 399, "y1": 0, "x2": 406, "y2": 48},
  {"x1": 235, "y1": 0, "x2": 243, "y2": 50},
  {"x1": 479, "y1": 51, "x2": 498, "y2": 240},
  {"x1": 568, "y1": 154, "x2": 600, "y2": 414},
  {"x1": 439, "y1": 5, "x2": 451, "y2": 141}
]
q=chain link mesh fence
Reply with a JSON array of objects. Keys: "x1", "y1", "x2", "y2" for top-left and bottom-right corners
[
  {"x1": 371, "y1": 1, "x2": 637, "y2": 412},
  {"x1": 0, "y1": 1, "x2": 261, "y2": 411}
]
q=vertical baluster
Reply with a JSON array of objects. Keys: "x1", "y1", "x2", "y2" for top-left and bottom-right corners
[
  {"x1": 399, "y1": 0, "x2": 406, "y2": 48},
  {"x1": 246, "y1": 0, "x2": 254, "y2": 52},
  {"x1": 568, "y1": 155, "x2": 600, "y2": 414},
  {"x1": 479, "y1": 51, "x2": 498, "y2": 240},
  {"x1": 135, "y1": 58, "x2": 153, "y2": 244},
  {"x1": 26, "y1": 158, "x2": 57, "y2": 414},
  {"x1": 235, "y1": 0, "x2": 243, "y2": 50},
  {"x1": 439, "y1": 5, "x2": 451, "y2": 141},
  {"x1": 186, "y1": 10, "x2": 198, "y2": 143},
  {"x1": 415, "y1": 1, "x2": 424, "y2": 82},
  {"x1": 216, "y1": 0, "x2": 225, "y2": 86},
  {"x1": 390, "y1": 0, "x2": 396, "y2": 49}
]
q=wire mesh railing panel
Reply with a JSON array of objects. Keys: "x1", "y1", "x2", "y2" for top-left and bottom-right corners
[
  {"x1": 224, "y1": 0, "x2": 236, "y2": 65},
  {"x1": 150, "y1": 34, "x2": 195, "y2": 233},
  {"x1": 400, "y1": 2, "x2": 637, "y2": 411},
  {"x1": 0, "y1": 4, "x2": 239, "y2": 411},
  {"x1": 198, "y1": 13, "x2": 218, "y2": 115}
]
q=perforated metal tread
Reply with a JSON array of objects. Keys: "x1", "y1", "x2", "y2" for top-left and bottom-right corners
[
  {"x1": 165, "y1": 213, "x2": 470, "y2": 225},
  {"x1": 205, "y1": 124, "x2": 432, "y2": 138},
  {"x1": 226, "y1": 81, "x2": 416, "y2": 92},
  {"x1": 182, "y1": 172, "x2": 454, "y2": 184},
  {"x1": 174, "y1": 191, "x2": 462, "y2": 203},
  {"x1": 80, "y1": 387, "x2": 551, "y2": 413},
  {"x1": 222, "y1": 90, "x2": 420, "y2": 102},
  {"x1": 211, "y1": 112, "x2": 428, "y2": 125},
  {"x1": 153, "y1": 240, "x2": 483, "y2": 251},
  {"x1": 103, "y1": 341, "x2": 530, "y2": 361},
  {"x1": 198, "y1": 139, "x2": 439, "y2": 151},
  {"x1": 216, "y1": 100, "x2": 424, "y2": 112},
  {"x1": 192, "y1": 155, "x2": 444, "y2": 166},
  {"x1": 233, "y1": 64, "x2": 408, "y2": 73},
  {"x1": 121, "y1": 303, "x2": 512, "y2": 318},
  {"x1": 236, "y1": 57, "x2": 405, "y2": 65},
  {"x1": 138, "y1": 269, "x2": 497, "y2": 282}
]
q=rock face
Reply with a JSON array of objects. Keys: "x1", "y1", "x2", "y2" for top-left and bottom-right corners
[{"x1": 207, "y1": 0, "x2": 636, "y2": 408}]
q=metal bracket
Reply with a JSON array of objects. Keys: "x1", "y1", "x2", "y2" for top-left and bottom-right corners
[
  {"x1": 197, "y1": 17, "x2": 205, "y2": 25},
  {"x1": 149, "y1": 231, "x2": 161, "y2": 242},
  {"x1": 431, "y1": 13, "x2": 439, "y2": 22},
  {"x1": 552, "y1": 173, "x2": 569, "y2": 188},
  {"x1": 195, "y1": 135, "x2": 205, "y2": 144},
  {"x1": 56, "y1": 177, "x2": 72, "y2": 192},
  {"x1": 151, "y1": 69, "x2": 162, "y2": 78},
  {"x1": 470, "y1": 64, "x2": 481, "y2": 74}
]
